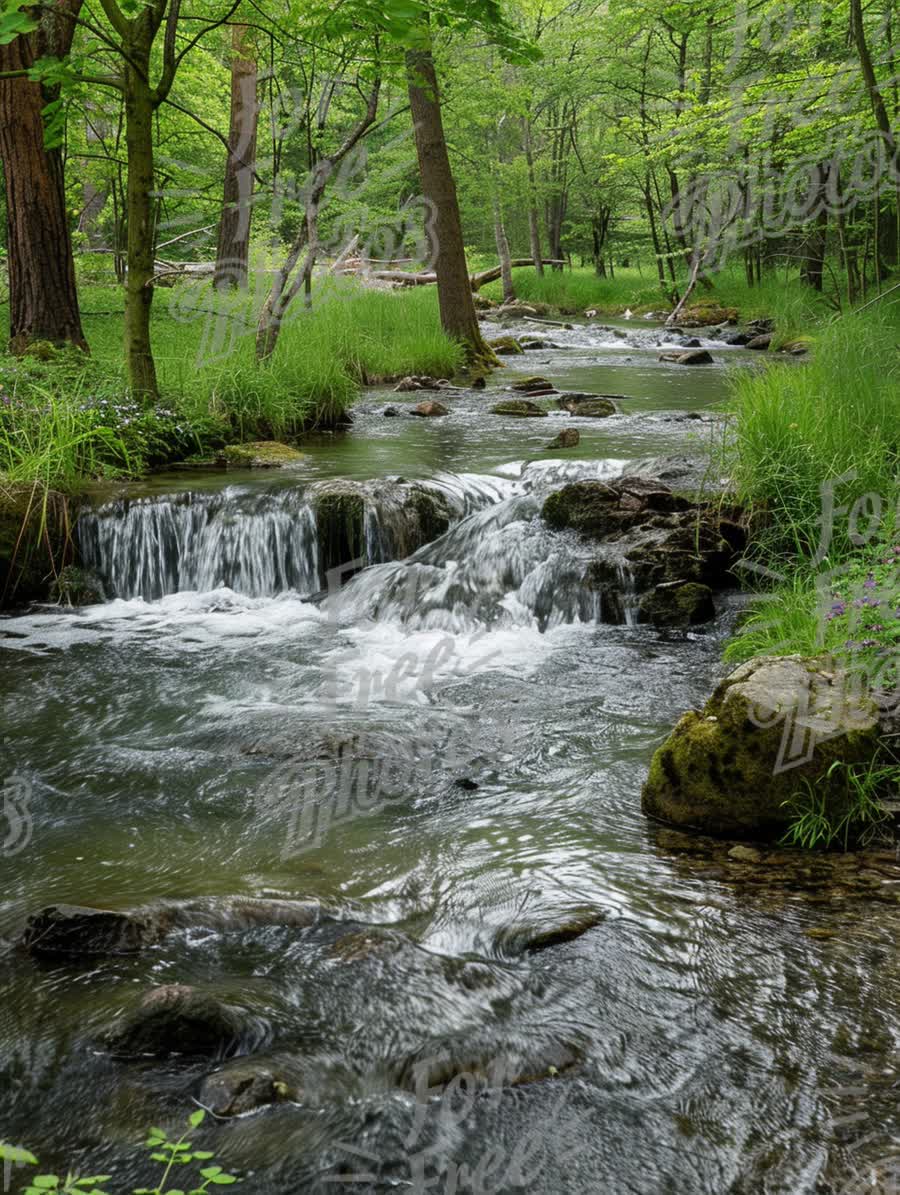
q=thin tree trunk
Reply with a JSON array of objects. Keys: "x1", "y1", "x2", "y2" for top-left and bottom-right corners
[
  {"x1": 406, "y1": 38, "x2": 493, "y2": 366},
  {"x1": 123, "y1": 53, "x2": 159, "y2": 398},
  {"x1": 522, "y1": 115, "x2": 544, "y2": 274},
  {"x1": 214, "y1": 23, "x2": 258, "y2": 290},
  {"x1": 492, "y1": 192, "x2": 515, "y2": 303},
  {"x1": 0, "y1": 2, "x2": 87, "y2": 354}
]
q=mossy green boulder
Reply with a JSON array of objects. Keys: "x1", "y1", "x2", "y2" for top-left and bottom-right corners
[
  {"x1": 222, "y1": 441, "x2": 304, "y2": 468},
  {"x1": 490, "y1": 400, "x2": 547, "y2": 417},
  {"x1": 642, "y1": 656, "x2": 882, "y2": 838}
]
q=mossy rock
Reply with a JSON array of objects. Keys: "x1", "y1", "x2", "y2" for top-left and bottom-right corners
[
  {"x1": 0, "y1": 485, "x2": 72, "y2": 606},
  {"x1": 313, "y1": 484, "x2": 367, "y2": 581},
  {"x1": 570, "y1": 398, "x2": 617, "y2": 418},
  {"x1": 488, "y1": 336, "x2": 524, "y2": 355},
  {"x1": 490, "y1": 400, "x2": 548, "y2": 417},
  {"x1": 222, "y1": 441, "x2": 304, "y2": 468},
  {"x1": 679, "y1": 304, "x2": 739, "y2": 326},
  {"x1": 637, "y1": 581, "x2": 715, "y2": 627},
  {"x1": 642, "y1": 656, "x2": 882, "y2": 839},
  {"x1": 49, "y1": 565, "x2": 105, "y2": 607}
]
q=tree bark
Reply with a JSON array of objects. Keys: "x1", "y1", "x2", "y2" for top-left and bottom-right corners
[
  {"x1": 405, "y1": 39, "x2": 493, "y2": 367},
  {"x1": 492, "y1": 192, "x2": 515, "y2": 303},
  {"x1": 123, "y1": 41, "x2": 159, "y2": 399},
  {"x1": 214, "y1": 23, "x2": 258, "y2": 290},
  {"x1": 522, "y1": 115, "x2": 544, "y2": 275},
  {"x1": 0, "y1": 1, "x2": 87, "y2": 354}
]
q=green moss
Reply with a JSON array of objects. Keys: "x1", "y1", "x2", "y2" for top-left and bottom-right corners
[
  {"x1": 487, "y1": 336, "x2": 524, "y2": 355},
  {"x1": 222, "y1": 441, "x2": 304, "y2": 468},
  {"x1": 642, "y1": 657, "x2": 882, "y2": 838},
  {"x1": 314, "y1": 489, "x2": 366, "y2": 581},
  {"x1": 490, "y1": 400, "x2": 548, "y2": 417}
]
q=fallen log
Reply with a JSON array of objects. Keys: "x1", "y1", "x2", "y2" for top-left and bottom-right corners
[{"x1": 337, "y1": 259, "x2": 566, "y2": 292}]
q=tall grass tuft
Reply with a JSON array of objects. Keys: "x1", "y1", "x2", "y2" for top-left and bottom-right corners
[{"x1": 727, "y1": 309, "x2": 900, "y2": 560}]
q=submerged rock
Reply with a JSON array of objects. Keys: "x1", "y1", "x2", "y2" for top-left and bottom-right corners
[
  {"x1": 410, "y1": 400, "x2": 449, "y2": 417},
  {"x1": 222, "y1": 441, "x2": 304, "y2": 468},
  {"x1": 103, "y1": 984, "x2": 256, "y2": 1059},
  {"x1": 398, "y1": 1034, "x2": 582, "y2": 1093},
  {"x1": 546, "y1": 428, "x2": 580, "y2": 450},
  {"x1": 490, "y1": 400, "x2": 547, "y2": 417},
  {"x1": 642, "y1": 656, "x2": 883, "y2": 838},
  {"x1": 511, "y1": 376, "x2": 557, "y2": 395},
  {"x1": 198, "y1": 1057, "x2": 298, "y2": 1117},
  {"x1": 496, "y1": 908, "x2": 606, "y2": 955},
  {"x1": 658, "y1": 349, "x2": 714, "y2": 365},
  {"x1": 570, "y1": 398, "x2": 617, "y2": 418},
  {"x1": 21, "y1": 904, "x2": 173, "y2": 957}
]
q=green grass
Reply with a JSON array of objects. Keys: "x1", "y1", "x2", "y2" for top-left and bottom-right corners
[
  {"x1": 0, "y1": 278, "x2": 464, "y2": 485},
  {"x1": 726, "y1": 308, "x2": 900, "y2": 561},
  {"x1": 480, "y1": 263, "x2": 832, "y2": 334}
]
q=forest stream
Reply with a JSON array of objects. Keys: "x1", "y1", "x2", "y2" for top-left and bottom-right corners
[{"x1": 1, "y1": 318, "x2": 898, "y2": 1194}]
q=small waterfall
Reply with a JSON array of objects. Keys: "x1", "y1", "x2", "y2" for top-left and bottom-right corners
[
  {"x1": 616, "y1": 562, "x2": 640, "y2": 627},
  {"x1": 76, "y1": 474, "x2": 515, "y2": 603},
  {"x1": 328, "y1": 495, "x2": 603, "y2": 633},
  {"x1": 78, "y1": 488, "x2": 320, "y2": 601}
]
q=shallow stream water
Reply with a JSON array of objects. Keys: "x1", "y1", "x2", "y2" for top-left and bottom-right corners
[{"x1": 1, "y1": 318, "x2": 898, "y2": 1194}]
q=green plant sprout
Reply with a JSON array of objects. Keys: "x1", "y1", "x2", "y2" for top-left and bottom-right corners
[{"x1": 0, "y1": 1111, "x2": 239, "y2": 1195}]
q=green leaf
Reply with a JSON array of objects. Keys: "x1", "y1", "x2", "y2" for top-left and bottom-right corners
[
  {"x1": 0, "y1": 1143, "x2": 39, "y2": 1165},
  {"x1": 191, "y1": 1152, "x2": 214, "y2": 1161},
  {"x1": 209, "y1": 1178, "x2": 238, "y2": 1186},
  {"x1": 188, "y1": 1109, "x2": 206, "y2": 1128},
  {"x1": 30, "y1": 1179, "x2": 59, "y2": 1190},
  {"x1": 199, "y1": 1168, "x2": 222, "y2": 1179}
]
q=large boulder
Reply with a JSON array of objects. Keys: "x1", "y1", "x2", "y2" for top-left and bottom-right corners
[
  {"x1": 746, "y1": 334, "x2": 772, "y2": 351},
  {"x1": 542, "y1": 477, "x2": 746, "y2": 626},
  {"x1": 20, "y1": 904, "x2": 173, "y2": 957},
  {"x1": 637, "y1": 581, "x2": 715, "y2": 627},
  {"x1": 103, "y1": 985, "x2": 257, "y2": 1059},
  {"x1": 543, "y1": 477, "x2": 690, "y2": 538},
  {"x1": 642, "y1": 656, "x2": 883, "y2": 838}
]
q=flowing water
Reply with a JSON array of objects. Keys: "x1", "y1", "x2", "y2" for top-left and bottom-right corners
[{"x1": 1, "y1": 318, "x2": 898, "y2": 1194}]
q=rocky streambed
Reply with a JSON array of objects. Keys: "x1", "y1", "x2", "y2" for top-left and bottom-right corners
[{"x1": 1, "y1": 315, "x2": 898, "y2": 1195}]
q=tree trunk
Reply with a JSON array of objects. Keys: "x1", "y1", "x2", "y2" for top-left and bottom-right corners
[
  {"x1": 800, "y1": 163, "x2": 829, "y2": 291},
  {"x1": 522, "y1": 116, "x2": 544, "y2": 275},
  {"x1": 214, "y1": 23, "x2": 258, "y2": 290},
  {"x1": 0, "y1": 3, "x2": 87, "y2": 354},
  {"x1": 406, "y1": 40, "x2": 493, "y2": 367},
  {"x1": 123, "y1": 55, "x2": 159, "y2": 399},
  {"x1": 492, "y1": 193, "x2": 515, "y2": 303}
]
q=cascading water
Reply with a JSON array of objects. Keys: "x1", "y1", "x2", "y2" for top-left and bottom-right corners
[{"x1": 76, "y1": 472, "x2": 514, "y2": 603}]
